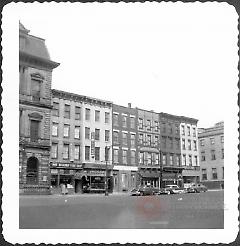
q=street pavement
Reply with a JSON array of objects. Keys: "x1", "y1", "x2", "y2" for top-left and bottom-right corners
[{"x1": 19, "y1": 190, "x2": 224, "y2": 229}]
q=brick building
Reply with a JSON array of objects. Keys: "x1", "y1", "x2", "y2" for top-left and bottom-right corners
[
  {"x1": 50, "y1": 89, "x2": 113, "y2": 193},
  {"x1": 19, "y1": 22, "x2": 59, "y2": 194},
  {"x1": 137, "y1": 108, "x2": 161, "y2": 188},
  {"x1": 180, "y1": 117, "x2": 200, "y2": 185},
  {"x1": 198, "y1": 122, "x2": 224, "y2": 189},
  {"x1": 112, "y1": 103, "x2": 138, "y2": 192},
  {"x1": 159, "y1": 113, "x2": 183, "y2": 187}
]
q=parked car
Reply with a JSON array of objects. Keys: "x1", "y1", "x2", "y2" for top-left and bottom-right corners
[
  {"x1": 165, "y1": 185, "x2": 186, "y2": 194},
  {"x1": 130, "y1": 188, "x2": 141, "y2": 196},
  {"x1": 187, "y1": 183, "x2": 208, "y2": 193},
  {"x1": 158, "y1": 188, "x2": 171, "y2": 195},
  {"x1": 138, "y1": 185, "x2": 158, "y2": 196}
]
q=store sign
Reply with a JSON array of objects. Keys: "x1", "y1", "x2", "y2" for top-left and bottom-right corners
[
  {"x1": 91, "y1": 132, "x2": 95, "y2": 157},
  {"x1": 88, "y1": 170, "x2": 105, "y2": 176},
  {"x1": 50, "y1": 163, "x2": 82, "y2": 169}
]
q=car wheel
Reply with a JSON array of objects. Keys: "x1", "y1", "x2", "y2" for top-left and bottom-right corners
[
  {"x1": 140, "y1": 192, "x2": 144, "y2": 196},
  {"x1": 167, "y1": 191, "x2": 171, "y2": 195}
]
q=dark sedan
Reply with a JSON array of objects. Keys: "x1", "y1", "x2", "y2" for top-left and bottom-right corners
[{"x1": 187, "y1": 184, "x2": 208, "y2": 193}]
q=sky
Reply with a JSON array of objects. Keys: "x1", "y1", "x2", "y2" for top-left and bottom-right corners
[{"x1": 9, "y1": 3, "x2": 240, "y2": 127}]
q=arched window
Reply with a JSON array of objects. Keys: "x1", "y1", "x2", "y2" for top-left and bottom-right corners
[{"x1": 26, "y1": 157, "x2": 38, "y2": 184}]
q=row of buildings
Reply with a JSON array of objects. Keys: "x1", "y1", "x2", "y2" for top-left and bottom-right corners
[{"x1": 19, "y1": 22, "x2": 224, "y2": 194}]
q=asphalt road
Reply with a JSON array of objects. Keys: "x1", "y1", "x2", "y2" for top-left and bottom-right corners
[{"x1": 19, "y1": 190, "x2": 224, "y2": 229}]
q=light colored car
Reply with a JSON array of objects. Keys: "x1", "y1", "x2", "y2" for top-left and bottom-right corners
[
  {"x1": 187, "y1": 183, "x2": 208, "y2": 193},
  {"x1": 130, "y1": 188, "x2": 141, "y2": 196},
  {"x1": 165, "y1": 185, "x2": 186, "y2": 194}
]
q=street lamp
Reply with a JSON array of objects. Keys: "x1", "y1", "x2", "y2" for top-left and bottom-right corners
[{"x1": 105, "y1": 146, "x2": 110, "y2": 196}]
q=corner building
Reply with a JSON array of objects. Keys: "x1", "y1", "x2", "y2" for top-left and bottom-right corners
[
  {"x1": 50, "y1": 90, "x2": 113, "y2": 193},
  {"x1": 112, "y1": 104, "x2": 138, "y2": 192},
  {"x1": 19, "y1": 23, "x2": 59, "y2": 194},
  {"x1": 198, "y1": 122, "x2": 224, "y2": 189}
]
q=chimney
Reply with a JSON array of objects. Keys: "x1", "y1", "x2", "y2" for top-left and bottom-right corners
[{"x1": 128, "y1": 103, "x2": 131, "y2": 108}]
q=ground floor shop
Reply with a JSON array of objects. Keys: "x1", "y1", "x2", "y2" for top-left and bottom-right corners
[
  {"x1": 182, "y1": 168, "x2": 200, "y2": 186},
  {"x1": 201, "y1": 180, "x2": 224, "y2": 189}
]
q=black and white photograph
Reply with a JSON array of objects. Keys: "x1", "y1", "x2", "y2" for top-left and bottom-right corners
[{"x1": 2, "y1": 2, "x2": 239, "y2": 244}]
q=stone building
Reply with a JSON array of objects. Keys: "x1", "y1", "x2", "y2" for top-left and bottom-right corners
[
  {"x1": 19, "y1": 22, "x2": 59, "y2": 194},
  {"x1": 180, "y1": 117, "x2": 200, "y2": 185},
  {"x1": 198, "y1": 122, "x2": 224, "y2": 189},
  {"x1": 137, "y1": 108, "x2": 161, "y2": 188},
  {"x1": 159, "y1": 113, "x2": 183, "y2": 187},
  {"x1": 112, "y1": 103, "x2": 138, "y2": 192},
  {"x1": 50, "y1": 89, "x2": 113, "y2": 193}
]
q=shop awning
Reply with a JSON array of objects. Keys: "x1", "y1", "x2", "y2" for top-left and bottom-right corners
[{"x1": 139, "y1": 171, "x2": 159, "y2": 179}]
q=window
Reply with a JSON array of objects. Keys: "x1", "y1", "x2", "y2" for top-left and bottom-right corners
[
  {"x1": 155, "y1": 153, "x2": 159, "y2": 165},
  {"x1": 221, "y1": 136, "x2": 224, "y2": 143},
  {"x1": 146, "y1": 120, "x2": 151, "y2": 131},
  {"x1": 222, "y1": 148, "x2": 224, "y2": 159},
  {"x1": 201, "y1": 151, "x2": 206, "y2": 161},
  {"x1": 176, "y1": 138, "x2": 180, "y2": 149},
  {"x1": 74, "y1": 126, "x2": 80, "y2": 139},
  {"x1": 187, "y1": 126, "x2": 190, "y2": 136},
  {"x1": 130, "y1": 134, "x2": 135, "y2": 147},
  {"x1": 105, "y1": 130, "x2": 110, "y2": 142},
  {"x1": 211, "y1": 150, "x2": 216, "y2": 160},
  {"x1": 95, "y1": 147, "x2": 100, "y2": 161},
  {"x1": 63, "y1": 124, "x2": 70, "y2": 138},
  {"x1": 169, "y1": 124, "x2": 173, "y2": 134},
  {"x1": 95, "y1": 129, "x2": 100, "y2": 141},
  {"x1": 139, "y1": 134, "x2": 143, "y2": 144},
  {"x1": 122, "y1": 115, "x2": 127, "y2": 127},
  {"x1": 51, "y1": 143, "x2": 58, "y2": 159},
  {"x1": 113, "y1": 114, "x2": 119, "y2": 126},
  {"x1": 52, "y1": 102, "x2": 59, "y2": 116},
  {"x1": 30, "y1": 120, "x2": 39, "y2": 142},
  {"x1": 162, "y1": 154, "x2": 166, "y2": 165},
  {"x1": 169, "y1": 154, "x2": 173, "y2": 165},
  {"x1": 147, "y1": 135, "x2": 151, "y2": 145},
  {"x1": 139, "y1": 152, "x2": 144, "y2": 164},
  {"x1": 169, "y1": 137, "x2": 173, "y2": 149},
  {"x1": 63, "y1": 144, "x2": 69, "y2": 159},
  {"x1": 193, "y1": 140, "x2": 197, "y2": 151},
  {"x1": 85, "y1": 108, "x2": 90, "y2": 121},
  {"x1": 182, "y1": 139, "x2": 186, "y2": 150},
  {"x1": 130, "y1": 117, "x2": 135, "y2": 128},
  {"x1": 175, "y1": 125, "x2": 179, "y2": 135},
  {"x1": 154, "y1": 121, "x2": 159, "y2": 132},
  {"x1": 105, "y1": 147, "x2": 110, "y2": 161},
  {"x1": 154, "y1": 135, "x2": 159, "y2": 146},
  {"x1": 113, "y1": 131, "x2": 119, "y2": 144},
  {"x1": 95, "y1": 110, "x2": 100, "y2": 122},
  {"x1": 64, "y1": 104, "x2": 70, "y2": 119},
  {"x1": 85, "y1": 146, "x2": 90, "y2": 161},
  {"x1": 182, "y1": 155, "x2": 186, "y2": 166},
  {"x1": 212, "y1": 168, "x2": 217, "y2": 179},
  {"x1": 122, "y1": 132, "x2": 128, "y2": 145},
  {"x1": 131, "y1": 150, "x2": 135, "y2": 164},
  {"x1": 200, "y1": 139, "x2": 205, "y2": 146},
  {"x1": 181, "y1": 125, "x2": 185, "y2": 135},
  {"x1": 31, "y1": 79, "x2": 41, "y2": 101},
  {"x1": 105, "y1": 112, "x2": 110, "y2": 123},
  {"x1": 194, "y1": 156, "x2": 198, "y2": 166},
  {"x1": 113, "y1": 149, "x2": 119, "y2": 163},
  {"x1": 210, "y1": 137, "x2": 215, "y2": 145},
  {"x1": 85, "y1": 127, "x2": 90, "y2": 139},
  {"x1": 202, "y1": 169, "x2": 207, "y2": 180},
  {"x1": 52, "y1": 123, "x2": 58, "y2": 137},
  {"x1": 139, "y1": 118, "x2": 143, "y2": 129},
  {"x1": 193, "y1": 127, "x2": 196, "y2": 137},
  {"x1": 176, "y1": 155, "x2": 181, "y2": 166},
  {"x1": 163, "y1": 137, "x2": 167, "y2": 148},
  {"x1": 74, "y1": 145, "x2": 80, "y2": 160},
  {"x1": 147, "y1": 152, "x2": 152, "y2": 165},
  {"x1": 75, "y1": 106, "x2": 81, "y2": 120},
  {"x1": 162, "y1": 122, "x2": 166, "y2": 133},
  {"x1": 189, "y1": 155, "x2": 192, "y2": 166},
  {"x1": 122, "y1": 150, "x2": 127, "y2": 164},
  {"x1": 188, "y1": 140, "x2": 191, "y2": 150}
]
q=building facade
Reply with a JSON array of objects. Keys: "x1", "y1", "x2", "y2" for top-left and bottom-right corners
[
  {"x1": 198, "y1": 122, "x2": 224, "y2": 189},
  {"x1": 50, "y1": 89, "x2": 113, "y2": 193},
  {"x1": 137, "y1": 109, "x2": 161, "y2": 188},
  {"x1": 180, "y1": 117, "x2": 200, "y2": 185},
  {"x1": 112, "y1": 103, "x2": 138, "y2": 192},
  {"x1": 159, "y1": 113, "x2": 183, "y2": 187},
  {"x1": 19, "y1": 22, "x2": 59, "y2": 194}
]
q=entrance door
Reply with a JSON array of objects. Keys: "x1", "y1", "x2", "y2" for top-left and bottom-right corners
[{"x1": 26, "y1": 156, "x2": 38, "y2": 184}]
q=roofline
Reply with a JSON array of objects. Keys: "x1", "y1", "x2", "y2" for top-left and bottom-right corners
[{"x1": 28, "y1": 34, "x2": 46, "y2": 41}]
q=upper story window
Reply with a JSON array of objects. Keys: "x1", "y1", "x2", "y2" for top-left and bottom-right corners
[
  {"x1": 187, "y1": 126, "x2": 191, "y2": 136},
  {"x1": 194, "y1": 156, "x2": 198, "y2": 166},
  {"x1": 95, "y1": 110, "x2": 100, "y2": 122},
  {"x1": 30, "y1": 120, "x2": 40, "y2": 142},
  {"x1": 75, "y1": 106, "x2": 81, "y2": 120},
  {"x1": 202, "y1": 169, "x2": 207, "y2": 180},
  {"x1": 176, "y1": 138, "x2": 180, "y2": 149},
  {"x1": 201, "y1": 151, "x2": 206, "y2": 161},
  {"x1": 169, "y1": 137, "x2": 173, "y2": 149},
  {"x1": 63, "y1": 144, "x2": 69, "y2": 159},
  {"x1": 85, "y1": 146, "x2": 90, "y2": 161},
  {"x1": 169, "y1": 154, "x2": 173, "y2": 165},
  {"x1": 74, "y1": 145, "x2": 80, "y2": 160},
  {"x1": 210, "y1": 137, "x2": 215, "y2": 145},
  {"x1": 51, "y1": 143, "x2": 58, "y2": 159},
  {"x1": 181, "y1": 125, "x2": 185, "y2": 135},
  {"x1": 193, "y1": 127, "x2": 196, "y2": 137},
  {"x1": 139, "y1": 134, "x2": 143, "y2": 144},
  {"x1": 95, "y1": 129, "x2": 100, "y2": 141},
  {"x1": 212, "y1": 168, "x2": 218, "y2": 180},
  {"x1": 188, "y1": 155, "x2": 192, "y2": 166},
  {"x1": 95, "y1": 147, "x2": 100, "y2": 161},
  {"x1": 211, "y1": 150, "x2": 216, "y2": 160},
  {"x1": 122, "y1": 150, "x2": 127, "y2": 164},
  {"x1": 182, "y1": 154, "x2": 186, "y2": 165},
  {"x1": 221, "y1": 135, "x2": 224, "y2": 143},
  {"x1": 138, "y1": 118, "x2": 143, "y2": 129},
  {"x1": 122, "y1": 115, "x2": 127, "y2": 128},
  {"x1": 169, "y1": 124, "x2": 173, "y2": 134},
  {"x1": 85, "y1": 127, "x2": 90, "y2": 140},
  {"x1": 193, "y1": 140, "x2": 197, "y2": 151},
  {"x1": 64, "y1": 104, "x2": 70, "y2": 119},
  {"x1": 162, "y1": 122, "x2": 166, "y2": 133},
  {"x1": 130, "y1": 134, "x2": 135, "y2": 147},
  {"x1": 176, "y1": 155, "x2": 181, "y2": 166},
  {"x1": 85, "y1": 108, "x2": 90, "y2": 121},
  {"x1": 188, "y1": 140, "x2": 191, "y2": 150},
  {"x1": 74, "y1": 126, "x2": 80, "y2": 139},
  {"x1": 30, "y1": 73, "x2": 43, "y2": 102},
  {"x1": 146, "y1": 120, "x2": 151, "y2": 131},
  {"x1": 52, "y1": 123, "x2": 58, "y2": 137},
  {"x1": 105, "y1": 130, "x2": 110, "y2": 142},
  {"x1": 130, "y1": 117, "x2": 135, "y2": 129},
  {"x1": 113, "y1": 131, "x2": 119, "y2": 144},
  {"x1": 182, "y1": 138, "x2": 186, "y2": 150},
  {"x1": 63, "y1": 124, "x2": 70, "y2": 138},
  {"x1": 105, "y1": 112, "x2": 110, "y2": 124},
  {"x1": 147, "y1": 135, "x2": 151, "y2": 145},
  {"x1": 175, "y1": 125, "x2": 179, "y2": 135},
  {"x1": 52, "y1": 102, "x2": 59, "y2": 117},
  {"x1": 113, "y1": 114, "x2": 119, "y2": 126},
  {"x1": 154, "y1": 135, "x2": 159, "y2": 146},
  {"x1": 163, "y1": 136, "x2": 167, "y2": 148},
  {"x1": 113, "y1": 149, "x2": 119, "y2": 163},
  {"x1": 122, "y1": 132, "x2": 128, "y2": 145},
  {"x1": 162, "y1": 154, "x2": 167, "y2": 165},
  {"x1": 154, "y1": 121, "x2": 159, "y2": 132}
]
